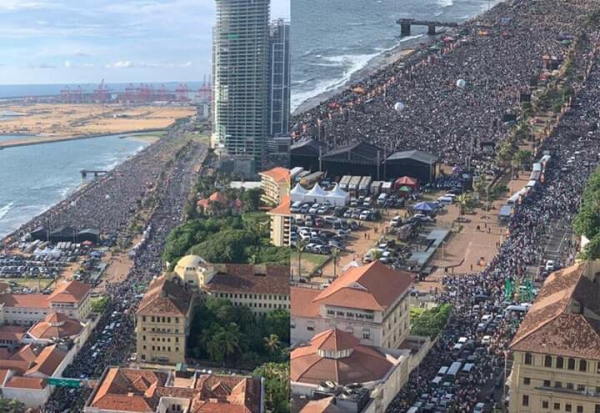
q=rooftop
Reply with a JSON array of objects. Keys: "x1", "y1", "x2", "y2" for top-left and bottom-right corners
[
  {"x1": 27, "y1": 312, "x2": 84, "y2": 341},
  {"x1": 137, "y1": 276, "x2": 193, "y2": 317},
  {"x1": 267, "y1": 195, "x2": 291, "y2": 216},
  {"x1": 312, "y1": 261, "x2": 413, "y2": 312},
  {"x1": 260, "y1": 167, "x2": 291, "y2": 184},
  {"x1": 206, "y1": 264, "x2": 290, "y2": 296},
  {"x1": 386, "y1": 150, "x2": 439, "y2": 165},
  {"x1": 291, "y1": 329, "x2": 396, "y2": 385},
  {"x1": 510, "y1": 261, "x2": 600, "y2": 359}
]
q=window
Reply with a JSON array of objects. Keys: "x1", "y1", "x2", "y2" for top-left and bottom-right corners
[
  {"x1": 595, "y1": 406, "x2": 600, "y2": 413},
  {"x1": 545, "y1": 355, "x2": 553, "y2": 367},
  {"x1": 568, "y1": 358, "x2": 576, "y2": 370},
  {"x1": 578, "y1": 384, "x2": 586, "y2": 392},
  {"x1": 567, "y1": 382, "x2": 574, "y2": 390},
  {"x1": 566, "y1": 404, "x2": 572, "y2": 412},
  {"x1": 522, "y1": 395, "x2": 529, "y2": 407},
  {"x1": 542, "y1": 401, "x2": 549, "y2": 409},
  {"x1": 557, "y1": 356, "x2": 564, "y2": 369},
  {"x1": 143, "y1": 316, "x2": 146, "y2": 322},
  {"x1": 307, "y1": 326, "x2": 314, "y2": 331},
  {"x1": 524, "y1": 377, "x2": 531, "y2": 385},
  {"x1": 577, "y1": 406, "x2": 583, "y2": 413},
  {"x1": 525, "y1": 353, "x2": 533, "y2": 365},
  {"x1": 142, "y1": 335, "x2": 146, "y2": 341},
  {"x1": 554, "y1": 403, "x2": 560, "y2": 410},
  {"x1": 580, "y1": 360, "x2": 587, "y2": 372},
  {"x1": 362, "y1": 331, "x2": 371, "y2": 340},
  {"x1": 555, "y1": 382, "x2": 562, "y2": 388},
  {"x1": 543, "y1": 380, "x2": 551, "y2": 387}
]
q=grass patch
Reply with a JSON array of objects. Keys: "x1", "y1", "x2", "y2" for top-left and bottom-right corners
[
  {"x1": 6, "y1": 277, "x2": 56, "y2": 291},
  {"x1": 184, "y1": 132, "x2": 211, "y2": 144}
]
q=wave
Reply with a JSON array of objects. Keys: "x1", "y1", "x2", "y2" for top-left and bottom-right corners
[
  {"x1": 438, "y1": 0, "x2": 454, "y2": 7},
  {"x1": 292, "y1": 52, "x2": 379, "y2": 111},
  {"x1": 0, "y1": 202, "x2": 14, "y2": 221}
]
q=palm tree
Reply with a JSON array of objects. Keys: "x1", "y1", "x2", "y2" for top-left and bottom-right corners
[
  {"x1": 296, "y1": 239, "x2": 308, "y2": 280},
  {"x1": 220, "y1": 323, "x2": 242, "y2": 362},
  {"x1": 264, "y1": 334, "x2": 281, "y2": 355},
  {"x1": 457, "y1": 193, "x2": 471, "y2": 216},
  {"x1": 331, "y1": 248, "x2": 340, "y2": 279}
]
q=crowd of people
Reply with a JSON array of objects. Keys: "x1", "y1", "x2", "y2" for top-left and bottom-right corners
[
  {"x1": 3, "y1": 124, "x2": 195, "y2": 248},
  {"x1": 292, "y1": 0, "x2": 599, "y2": 173},
  {"x1": 386, "y1": 25, "x2": 600, "y2": 413},
  {"x1": 40, "y1": 126, "x2": 207, "y2": 412}
]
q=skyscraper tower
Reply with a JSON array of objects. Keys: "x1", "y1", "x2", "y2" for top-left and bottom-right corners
[
  {"x1": 268, "y1": 19, "x2": 291, "y2": 137},
  {"x1": 213, "y1": 0, "x2": 270, "y2": 166}
]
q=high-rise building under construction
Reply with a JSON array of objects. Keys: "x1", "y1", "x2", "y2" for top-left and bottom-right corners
[{"x1": 213, "y1": 0, "x2": 270, "y2": 166}]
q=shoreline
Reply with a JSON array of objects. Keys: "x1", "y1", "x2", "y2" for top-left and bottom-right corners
[
  {"x1": 292, "y1": 33, "x2": 442, "y2": 115},
  {"x1": 0, "y1": 128, "x2": 166, "y2": 149},
  {"x1": 0, "y1": 134, "x2": 158, "y2": 242}
]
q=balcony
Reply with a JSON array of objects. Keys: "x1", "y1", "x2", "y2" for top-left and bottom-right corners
[{"x1": 535, "y1": 386, "x2": 600, "y2": 399}]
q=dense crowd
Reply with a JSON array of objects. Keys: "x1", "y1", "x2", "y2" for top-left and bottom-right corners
[
  {"x1": 292, "y1": 0, "x2": 598, "y2": 171},
  {"x1": 3, "y1": 124, "x2": 193, "y2": 247},
  {"x1": 386, "y1": 31, "x2": 600, "y2": 412},
  {"x1": 40, "y1": 126, "x2": 206, "y2": 412}
]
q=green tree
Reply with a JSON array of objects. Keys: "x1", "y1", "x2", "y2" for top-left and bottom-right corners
[
  {"x1": 254, "y1": 363, "x2": 290, "y2": 413},
  {"x1": 242, "y1": 188, "x2": 263, "y2": 211},
  {"x1": 265, "y1": 310, "x2": 290, "y2": 343},
  {"x1": 456, "y1": 193, "x2": 471, "y2": 216},
  {"x1": 264, "y1": 334, "x2": 281, "y2": 355}
]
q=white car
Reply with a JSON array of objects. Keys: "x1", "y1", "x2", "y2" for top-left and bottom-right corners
[
  {"x1": 545, "y1": 260, "x2": 555, "y2": 271},
  {"x1": 390, "y1": 216, "x2": 402, "y2": 227},
  {"x1": 481, "y1": 335, "x2": 491, "y2": 345},
  {"x1": 359, "y1": 211, "x2": 370, "y2": 220}
]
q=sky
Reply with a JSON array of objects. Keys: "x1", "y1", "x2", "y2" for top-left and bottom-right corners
[{"x1": 0, "y1": 0, "x2": 290, "y2": 85}]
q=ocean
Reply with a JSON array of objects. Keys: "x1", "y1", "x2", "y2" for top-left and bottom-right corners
[
  {"x1": 0, "y1": 135, "x2": 149, "y2": 238},
  {"x1": 291, "y1": 0, "x2": 498, "y2": 112}
]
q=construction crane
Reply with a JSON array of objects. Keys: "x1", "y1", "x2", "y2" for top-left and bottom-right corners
[
  {"x1": 175, "y1": 83, "x2": 190, "y2": 102},
  {"x1": 94, "y1": 79, "x2": 111, "y2": 104}
]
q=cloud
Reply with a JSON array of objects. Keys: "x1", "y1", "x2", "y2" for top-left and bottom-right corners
[
  {"x1": 0, "y1": 1, "x2": 52, "y2": 11},
  {"x1": 107, "y1": 60, "x2": 194, "y2": 69},
  {"x1": 74, "y1": 50, "x2": 91, "y2": 57},
  {"x1": 28, "y1": 63, "x2": 57, "y2": 69},
  {"x1": 64, "y1": 60, "x2": 72, "y2": 68}
]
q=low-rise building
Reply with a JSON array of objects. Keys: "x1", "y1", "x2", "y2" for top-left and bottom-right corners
[
  {"x1": 23, "y1": 312, "x2": 85, "y2": 345},
  {"x1": 267, "y1": 195, "x2": 291, "y2": 247},
  {"x1": 171, "y1": 255, "x2": 290, "y2": 316},
  {"x1": 84, "y1": 366, "x2": 264, "y2": 413},
  {"x1": 136, "y1": 275, "x2": 194, "y2": 365},
  {"x1": 291, "y1": 261, "x2": 414, "y2": 349},
  {"x1": 259, "y1": 167, "x2": 290, "y2": 206},
  {"x1": 291, "y1": 328, "x2": 410, "y2": 413},
  {"x1": 0, "y1": 280, "x2": 92, "y2": 326},
  {"x1": 509, "y1": 260, "x2": 600, "y2": 413},
  {"x1": 0, "y1": 343, "x2": 68, "y2": 409}
]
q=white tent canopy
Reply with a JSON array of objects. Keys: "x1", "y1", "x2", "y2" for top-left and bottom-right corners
[
  {"x1": 290, "y1": 183, "x2": 308, "y2": 203},
  {"x1": 305, "y1": 183, "x2": 329, "y2": 203},
  {"x1": 326, "y1": 184, "x2": 350, "y2": 206}
]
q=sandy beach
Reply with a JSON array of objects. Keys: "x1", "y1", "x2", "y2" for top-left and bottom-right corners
[{"x1": 0, "y1": 103, "x2": 195, "y2": 137}]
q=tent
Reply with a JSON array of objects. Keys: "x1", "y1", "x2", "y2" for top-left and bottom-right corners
[
  {"x1": 326, "y1": 184, "x2": 350, "y2": 206},
  {"x1": 305, "y1": 183, "x2": 329, "y2": 203},
  {"x1": 49, "y1": 227, "x2": 77, "y2": 243},
  {"x1": 413, "y1": 202, "x2": 438, "y2": 212},
  {"x1": 394, "y1": 176, "x2": 419, "y2": 190},
  {"x1": 78, "y1": 228, "x2": 100, "y2": 244},
  {"x1": 30, "y1": 226, "x2": 49, "y2": 242},
  {"x1": 290, "y1": 183, "x2": 308, "y2": 203},
  {"x1": 398, "y1": 186, "x2": 412, "y2": 197}
]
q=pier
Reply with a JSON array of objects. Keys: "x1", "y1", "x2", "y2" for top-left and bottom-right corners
[
  {"x1": 81, "y1": 170, "x2": 109, "y2": 178},
  {"x1": 397, "y1": 18, "x2": 459, "y2": 36}
]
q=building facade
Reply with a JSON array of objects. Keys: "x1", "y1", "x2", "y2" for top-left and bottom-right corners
[
  {"x1": 267, "y1": 195, "x2": 291, "y2": 247},
  {"x1": 268, "y1": 19, "x2": 291, "y2": 138},
  {"x1": 136, "y1": 276, "x2": 193, "y2": 365},
  {"x1": 171, "y1": 256, "x2": 290, "y2": 316},
  {"x1": 213, "y1": 0, "x2": 270, "y2": 165},
  {"x1": 509, "y1": 261, "x2": 600, "y2": 413},
  {"x1": 291, "y1": 261, "x2": 414, "y2": 349},
  {"x1": 259, "y1": 167, "x2": 290, "y2": 206}
]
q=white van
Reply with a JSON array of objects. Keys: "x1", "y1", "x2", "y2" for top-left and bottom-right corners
[{"x1": 438, "y1": 196, "x2": 454, "y2": 204}]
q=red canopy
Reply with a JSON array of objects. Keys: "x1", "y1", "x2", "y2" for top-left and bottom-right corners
[{"x1": 394, "y1": 176, "x2": 418, "y2": 189}]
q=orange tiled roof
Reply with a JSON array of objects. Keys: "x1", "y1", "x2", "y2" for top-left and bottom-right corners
[
  {"x1": 267, "y1": 195, "x2": 291, "y2": 216},
  {"x1": 48, "y1": 280, "x2": 91, "y2": 303},
  {"x1": 291, "y1": 328, "x2": 394, "y2": 385},
  {"x1": 0, "y1": 325, "x2": 27, "y2": 342},
  {"x1": 25, "y1": 344, "x2": 66, "y2": 377},
  {"x1": 4, "y1": 376, "x2": 46, "y2": 390},
  {"x1": 0, "y1": 294, "x2": 50, "y2": 308},
  {"x1": 510, "y1": 262, "x2": 600, "y2": 359},
  {"x1": 260, "y1": 167, "x2": 291, "y2": 185},
  {"x1": 137, "y1": 275, "x2": 193, "y2": 317},
  {"x1": 28, "y1": 313, "x2": 84, "y2": 340},
  {"x1": 291, "y1": 287, "x2": 321, "y2": 318},
  {"x1": 313, "y1": 261, "x2": 413, "y2": 311},
  {"x1": 309, "y1": 329, "x2": 360, "y2": 352}
]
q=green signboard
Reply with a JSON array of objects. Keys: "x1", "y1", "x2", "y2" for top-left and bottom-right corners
[{"x1": 47, "y1": 378, "x2": 81, "y2": 388}]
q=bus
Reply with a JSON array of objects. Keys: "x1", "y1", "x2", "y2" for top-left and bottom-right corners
[{"x1": 445, "y1": 362, "x2": 462, "y2": 381}]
